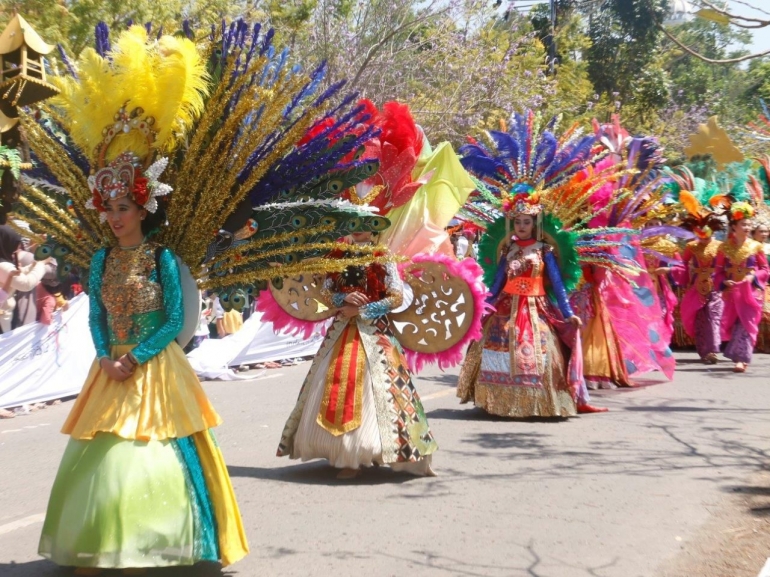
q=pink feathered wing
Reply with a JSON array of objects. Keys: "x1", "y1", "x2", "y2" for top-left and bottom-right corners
[
  {"x1": 255, "y1": 288, "x2": 331, "y2": 340},
  {"x1": 595, "y1": 264, "x2": 676, "y2": 381}
]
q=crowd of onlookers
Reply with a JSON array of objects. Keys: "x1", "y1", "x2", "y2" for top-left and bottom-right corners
[
  {"x1": 0, "y1": 226, "x2": 80, "y2": 334},
  {"x1": 0, "y1": 225, "x2": 80, "y2": 418}
]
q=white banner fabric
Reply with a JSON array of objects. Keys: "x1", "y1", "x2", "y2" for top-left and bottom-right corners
[
  {"x1": 0, "y1": 296, "x2": 325, "y2": 404},
  {"x1": 186, "y1": 311, "x2": 325, "y2": 380},
  {"x1": 0, "y1": 294, "x2": 94, "y2": 409}
]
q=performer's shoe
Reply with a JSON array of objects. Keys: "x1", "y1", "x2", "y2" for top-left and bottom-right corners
[
  {"x1": 74, "y1": 569, "x2": 103, "y2": 576},
  {"x1": 733, "y1": 362, "x2": 747, "y2": 373},
  {"x1": 336, "y1": 468, "x2": 361, "y2": 480},
  {"x1": 703, "y1": 353, "x2": 719, "y2": 365},
  {"x1": 577, "y1": 403, "x2": 609, "y2": 414}
]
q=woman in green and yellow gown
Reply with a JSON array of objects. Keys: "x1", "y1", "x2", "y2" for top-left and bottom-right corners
[{"x1": 38, "y1": 195, "x2": 248, "y2": 571}]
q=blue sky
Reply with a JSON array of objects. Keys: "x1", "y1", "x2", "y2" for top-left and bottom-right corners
[{"x1": 725, "y1": 0, "x2": 770, "y2": 54}]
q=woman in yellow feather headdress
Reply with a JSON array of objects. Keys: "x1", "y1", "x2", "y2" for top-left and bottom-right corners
[{"x1": 35, "y1": 27, "x2": 249, "y2": 572}]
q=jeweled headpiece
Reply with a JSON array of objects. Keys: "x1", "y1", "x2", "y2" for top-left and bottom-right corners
[
  {"x1": 84, "y1": 106, "x2": 172, "y2": 221},
  {"x1": 48, "y1": 26, "x2": 207, "y2": 226},
  {"x1": 501, "y1": 184, "x2": 542, "y2": 218}
]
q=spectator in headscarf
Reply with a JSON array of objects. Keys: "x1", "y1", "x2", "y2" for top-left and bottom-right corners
[{"x1": 0, "y1": 225, "x2": 45, "y2": 334}]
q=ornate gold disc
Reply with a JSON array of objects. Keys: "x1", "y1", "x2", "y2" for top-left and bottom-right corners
[{"x1": 390, "y1": 261, "x2": 475, "y2": 353}]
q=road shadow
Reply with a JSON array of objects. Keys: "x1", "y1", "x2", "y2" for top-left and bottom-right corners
[
  {"x1": 623, "y1": 405, "x2": 711, "y2": 413},
  {"x1": 426, "y1": 407, "x2": 570, "y2": 423},
  {"x1": 463, "y1": 431, "x2": 550, "y2": 451},
  {"x1": 0, "y1": 561, "x2": 232, "y2": 577},
  {"x1": 727, "y1": 485, "x2": 770, "y2": 496},
  {"x1": 415, "y1": 373, "x2": 458, "y2": 387},
  {"x1": 228, "y1": 461, "x2": 417, "y2": 486}
]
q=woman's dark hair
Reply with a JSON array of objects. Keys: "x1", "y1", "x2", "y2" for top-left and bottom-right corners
[
  {"x1": 0, "y1": 224, "x2": 21, "y2": 263},
  {"x1": 141, "y1": 203, "x2": 167, "y2": 237}
]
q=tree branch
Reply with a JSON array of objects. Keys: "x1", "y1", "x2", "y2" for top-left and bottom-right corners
[
  {"x1": 695, "y1": 0, "x2": 770, "y2": 25},
  {"x1": 350, "y1": 6, "x2": 448, "y2": 87},
  {"x1": 657, "y1": 20, "x2": 770, "y2": 64}
]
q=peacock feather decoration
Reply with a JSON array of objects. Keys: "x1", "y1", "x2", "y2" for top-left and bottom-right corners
[{"x1": 13, "y1": 21, "x2": 393, "y2": 326}]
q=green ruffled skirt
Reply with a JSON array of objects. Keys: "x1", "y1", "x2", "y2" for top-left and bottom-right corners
[{"x1": 39, "y1": 432, "x2": 223, "y2": 568}]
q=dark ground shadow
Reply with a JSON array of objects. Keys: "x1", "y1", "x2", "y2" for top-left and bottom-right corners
[
  {"x1": 723, "y1": 483, "x2": 770, "y2": 517},
  {"x1": 426, "y1": 407, "x2": 570, "y2": 423},
  {"x1": 623, "y1": 405, "x2": 711, "y2": 413},
  {"x1": 415, "y1": 373, "x2": 458, "y2": 387},
  {"x1": 0, "y1": 561, "x2": 231, "y2": 577},
  {"x1": 727, "y1": 485, "x2": 770, "y2": 496},
  {"x1": 228, "y1": 461, "x2": 417, "y2": 486}
]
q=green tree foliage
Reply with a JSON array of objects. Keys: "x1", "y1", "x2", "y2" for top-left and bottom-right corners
[
  {"x1": 6, "y1": 0, "x2": 770, "y2": 156},
  {"x1": 0, "y1": 0, "x2": 245, "y2": 55},
  {"x1": 585, "y1": 0, "x2": 671, "y2": 110}
]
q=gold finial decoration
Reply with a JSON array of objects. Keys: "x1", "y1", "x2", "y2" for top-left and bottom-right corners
[{"x1": 684, "y1": 116, "x2": 744, "y2": 168}]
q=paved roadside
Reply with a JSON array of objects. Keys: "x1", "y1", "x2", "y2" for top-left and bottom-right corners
[{"x1": 0, "y1": 351, "x2": 768, "y2": 576}]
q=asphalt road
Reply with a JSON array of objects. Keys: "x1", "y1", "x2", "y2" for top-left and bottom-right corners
[{"x1": 0, "y1": 350, "x2": 768, "y2": 577}]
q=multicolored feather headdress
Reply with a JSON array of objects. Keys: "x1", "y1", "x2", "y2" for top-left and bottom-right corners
[
  {"x1": 669, "y1": 167, "x2": 726, "y2": 239},
  {"x1": 15, "y1": 20, "x2": 394, "y2": 297},
  {"x1": 458, "y1": 110, "x2": 641, "y2": 290}
]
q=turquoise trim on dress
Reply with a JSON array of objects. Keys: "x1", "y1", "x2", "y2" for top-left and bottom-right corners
[
  {"x1": 172, "y1": 436, "x2": 220, "y2": 562},
  {"x1": 130, "y1": 248, "x2": 184, "y2": 364},
  {"x1": 88, "y1": 248, "x2": 111, "y2": 359}
]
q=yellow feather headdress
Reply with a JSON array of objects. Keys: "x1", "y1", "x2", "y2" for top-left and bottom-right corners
[{"x1": 51, "y1": 27, "x2": 208, "y2": 166}]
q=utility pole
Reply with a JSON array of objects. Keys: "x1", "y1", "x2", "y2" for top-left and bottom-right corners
[{"x1": 549, "y1": 0, "x2": 557, "y2": 75}]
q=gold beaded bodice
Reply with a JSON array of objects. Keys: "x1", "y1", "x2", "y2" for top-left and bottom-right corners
[
  {"x1": 720, "y1": 239, "x2": 762, "y2": 283},
  {"x1": 686, "y1": 240, "x2": 720, "y2": 296},
  {"x1": 100, "y1": 242, "x2": 166, "y2": 344}
]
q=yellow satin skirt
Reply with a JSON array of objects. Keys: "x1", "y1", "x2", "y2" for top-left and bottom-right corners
[{"x1": 62, "y1": 342, "x2": 222, "y2": 441}]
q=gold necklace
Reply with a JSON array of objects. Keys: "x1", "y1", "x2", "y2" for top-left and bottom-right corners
[{"x1": 118, "y1": 237, "x2": 147, "y2": 250}]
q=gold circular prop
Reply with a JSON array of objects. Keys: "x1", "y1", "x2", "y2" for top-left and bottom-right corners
[
  {"x1": 269, "y1": 273, "x2": 336, "y2": 322},
  {"x1": 390, "y1": 261, "x2": 475, "y2": 353}
]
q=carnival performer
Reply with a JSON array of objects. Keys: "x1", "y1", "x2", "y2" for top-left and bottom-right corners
[
  {"x1": 30, "y1": 31, "x2": 249, "y2": 572},
  {"x1": 715, "y1": 202, "x2": 769, "y2": 372},
  {"x1": 748, "y1": 165, "x2": 770, "y2": 353},
  {"x1": 277, "y1": 232, "x2": 438, "y2": 479},
  {"x1": 22, "y1": 20, "x2": 396, "y2": 571},
  {"x1": 39, "y1": 192, "x2": 249, "y2": 572},
  {"x1": 576, "y1": 128, "x2": 676, "y2": 387},
  {"x1": 752, "y1": 219, "x2": 770, "y2": 353},
  {"x1": 455, "y1": 111, "x2": 642, "y2": 416},
  {"x1": 275, "y1": 101, "x2": 487, "y2": 476},
  {"x1": 677, "y1": 190, "x2": 726, "y2": 364},
  {"x1": 642, "y1": 217, "x2": 682, "y2": 347},
  {"x1": 460, "y1": 196, "x2": 584, "y2": 417}
]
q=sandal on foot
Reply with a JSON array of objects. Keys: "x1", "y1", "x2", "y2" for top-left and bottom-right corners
[
  {"x1": 577, "y1": 403, "x2": 609, "y2": 414},
  {"x1": 336, "y1": 468, "x2": 361, "y2": 480}
]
